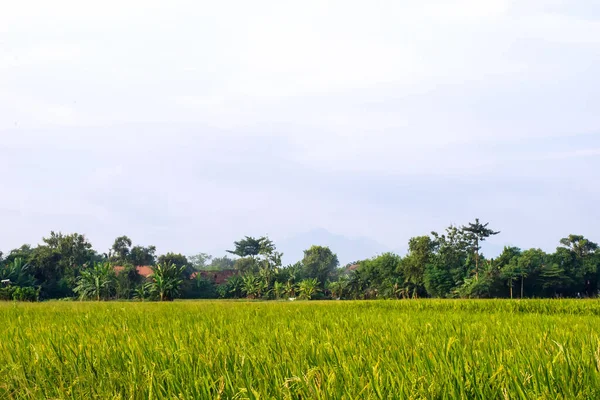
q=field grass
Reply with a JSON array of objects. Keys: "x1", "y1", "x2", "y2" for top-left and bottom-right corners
[{"x1": 1, "y1": 300, "x2": 600, "y2": 399}]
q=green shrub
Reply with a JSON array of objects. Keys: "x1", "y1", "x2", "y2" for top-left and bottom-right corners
[
  {"x1": 11, "y1": 286, "x2": 39, "y2": 301},
  {"x1": 0, "y1": 287, "x2": 12, "y2": 301},
  {"x1": 0, "y1": 286, "x2": 39, "y2": 301}
]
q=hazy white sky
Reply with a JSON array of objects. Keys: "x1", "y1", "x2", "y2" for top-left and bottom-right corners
[{"x1": 1, "y1": 0, "x2": 599, "y2": 263}]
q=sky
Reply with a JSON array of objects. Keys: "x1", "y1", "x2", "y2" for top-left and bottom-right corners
[{"x1": 1, "y1": 0, "x2": 599, "y2": 264}]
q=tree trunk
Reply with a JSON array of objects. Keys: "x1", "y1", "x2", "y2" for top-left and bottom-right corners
[
  {"x1": 509, "y1": 281, "x2": 513, "y2": 299},
  {"x1": 521, "y1": 276, "x2": 524, "y2": 299},
  {"x1": 475, "y1": 239, "x2": 479, "y2": 281}
]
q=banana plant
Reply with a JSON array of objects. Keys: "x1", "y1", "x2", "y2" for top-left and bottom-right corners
[
  {"x1": 0, "y1": 258, "x2": 35, "y2": 287},
  {"x1": 133, "y1": 282, "x2": 153, "y2": 301},
  {"x1": 298, "y1": 278, "x2": 319, "y2": 300},
  {"x1": 149, "y1": 262, "x2": 185, "y2": 301},
  {"x1": 284, "y1": 281, "x2": 297, "y2": 298},
  {"x1": 74, "y1": 262, "x2": 115, "y2": 301},
  {"x1": 273, "y1": 281, "x2": 285, "y2": 300}
]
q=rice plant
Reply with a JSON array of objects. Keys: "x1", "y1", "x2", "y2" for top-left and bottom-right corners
[{"x1": 1, "y1": 300, "x2": 600, "y2": 399}]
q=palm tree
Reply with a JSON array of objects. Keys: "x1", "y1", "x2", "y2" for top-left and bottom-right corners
[
  {"x1": 150, "y1": 262, "x2": 184, "y2": 301},
  {"x1": 298, "y1": 278, "x2": 319, "y2": 300},
  {"x1": 74, "y1": 262, "x2": 115, "y2": 301}
]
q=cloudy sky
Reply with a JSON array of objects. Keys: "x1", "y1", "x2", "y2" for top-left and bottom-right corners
[{"x1": 1, "y1": 0, "x2": 599, "y2": 264}]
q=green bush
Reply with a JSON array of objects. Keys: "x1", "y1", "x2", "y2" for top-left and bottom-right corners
[
  {"x1": 0, "y1": 287, "x2": 12, "y2": 301},
  {"x1": 180, "y1": 278, "x2": 217, "y2": 299},
  {"x1": 0, "y1": 286, "x2": 39, "y2": 301},
  {"x1": 12, "y1": 286, "x2": 39, "y2": 302}
]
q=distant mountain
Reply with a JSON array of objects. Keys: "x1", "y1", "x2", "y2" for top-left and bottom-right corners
[{"x1": 277, "y1": 228, "x2": 390, "y2": 266}]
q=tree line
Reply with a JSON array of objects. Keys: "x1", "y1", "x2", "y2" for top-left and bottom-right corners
[{"x1": 1, "y1": 219, "x2": 599, "y2": 301}]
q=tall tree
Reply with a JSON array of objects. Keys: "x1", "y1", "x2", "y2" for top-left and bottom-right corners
[
  {"x1": 228, "y1": 236, "x2": 282, "y2": 275},
  {"x1": 234, "y1": 257, "x2": 258, "y2": 274},
  {"x1": 402, "y1": 236, "x2": 435, "y2": 296},
  {"x1": 558, "y1": 235, "x2": 599, "y2": 295},
  {"x1": 27, "y1": 232, "x2": 98, "y2": 298},
  {"x1": 258, "y1": 238, "x2": 283, "y2": 278},
  {"x1": 209, "y1": 256, "x2": 235, "y2": 270},
  {"x1": 538, "y1": 263, "x2": 568, "y2": 297},
  {"x1": 425, "y1": 225, "x2": 472, "y2": 297},
  {"x1": 129, "y1": 245, "x2": 157, "y2": 266},
  {"x1": 157, "y1": 253, "x2": 190, "y2": 277},
  {"x1": 461, "y1": 219, "x2": 500, "y2": 280},
  {"x1": 111, "y1": 236, "x2": 132, "y2": 264},
  {"x1": 559, "y1": 235, "x2": 599, "y2": 258},
  {"x1": 496, "y1": 247, "x2": 522, "y2": 299},
  {"x1": 114, "y1": 264, "x2": 142, "y2": 300},
  {"x1": 358, "y1": 253, "x2": 403, "y2": 298},
  {"x1": 516, "y1": 249, "x2": 546, "y2": 298},
  {"x1": 189, "y1": 253, "x2": 213, "y2": 270},
  {"x1": 42, "y1": 232, "x2": 97, "y2": 268},
  {"x1": 227, "y1": 236, "x2": 264, "y2": 259},
  {"x1": 302, "y1": 246, "x2": 339, "y2": 288},
  {"x1": 3, "y1": 245, "x2": 34, "y2": 265}
]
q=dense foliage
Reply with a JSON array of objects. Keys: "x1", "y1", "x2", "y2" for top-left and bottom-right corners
[
  {"x1": 1, "y1": 220, "x2": 599, "y2": 301},
  {"x1": 2, "y1": 300, "x2": 600, "y2": 398}
]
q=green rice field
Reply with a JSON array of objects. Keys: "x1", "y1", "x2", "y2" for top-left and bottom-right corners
[{"x1": 1, "y1": 300, "x2": 600, "y2": 399}]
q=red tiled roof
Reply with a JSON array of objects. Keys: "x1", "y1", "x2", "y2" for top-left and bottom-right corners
[
  {"x1": 191, "y1": 269, "x2": 237, "y2": 284},
  {"x1": 113, "y1": 266, "x2": 237, "y2": 283},
  {"x1": 113, "y1": 265, "x2": 154, "y2": 278},
  {"x1": 346, "y1": 264, "x2": 359, "y2": 271}
]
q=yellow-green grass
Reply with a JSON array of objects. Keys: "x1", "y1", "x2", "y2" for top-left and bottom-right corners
[{"x1": 1, "y1": 300, "x2": 600, "y2": 399}]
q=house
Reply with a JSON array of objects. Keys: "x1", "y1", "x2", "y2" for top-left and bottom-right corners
[
  {"x1": 113, "y1": 266, "x2": 237, "y2": 285},
  {"x1": 190, "y1": 269, "x2": 237, "y2": 285},
  {"x1": 345, "y1": 264, "x2": 360, "y2": 272},
  {"x1": 113, "y1": 265, "x2": 154, "y2": 279}
]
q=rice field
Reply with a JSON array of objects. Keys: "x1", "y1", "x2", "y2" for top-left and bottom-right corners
[{"x1": 1, "y1": 300, "x2": 600, "y2": 399}]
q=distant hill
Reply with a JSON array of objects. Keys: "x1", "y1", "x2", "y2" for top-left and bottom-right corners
[{"x1": 277, "y1": 228, "x2": 390, "y2": 266}]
